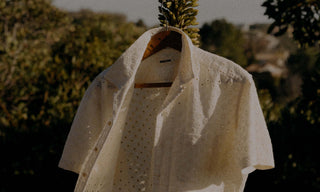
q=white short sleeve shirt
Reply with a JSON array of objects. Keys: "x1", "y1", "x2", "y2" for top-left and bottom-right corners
[{"x1": 59, "y1": 27, "x2": 274, "y2": 192}]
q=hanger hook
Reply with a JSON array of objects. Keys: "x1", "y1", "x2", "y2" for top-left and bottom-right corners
[{"x1": 161, "y1": 0, "x2": 169, "y2": 31}]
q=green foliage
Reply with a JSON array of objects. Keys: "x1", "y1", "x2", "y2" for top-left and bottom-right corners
[
  {"x1": 199, "y1": 19, "x2": 248, "y2": 67},
  {"x1": 158, "y1": 0, "x2": 200, "y2": 46},
  {"x1": 265, "y1": 61, "x2": 320, "y2": 191},
  {"x1": 262, "y1": 0, "x2": 320, "y2": 47},
  {"x1": 251, "y1": 0, "x2": 320, "y2": 191},
  {"x1": 0, "y1": 1, "x2": 145, "y2": 190},
  {"x1": 258, "y1": 88, "x2": 283, "y2": 122},
  {"x1": 245, "y1": 54, "x2": 320, "y2": 191},
  {"x1": 0, "y1": 0, "x2": 72, "y2": 130},
  {"x1": 287, "y1": 47, "x2": 320, "y2": 75},
  {"x1": 298, "y1": 57, "x2": 320, "y2": 126}
]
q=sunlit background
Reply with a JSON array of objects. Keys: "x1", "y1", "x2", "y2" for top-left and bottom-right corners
[{"x1": 0, "y1": 0, "x2": 319, "y2": 191}]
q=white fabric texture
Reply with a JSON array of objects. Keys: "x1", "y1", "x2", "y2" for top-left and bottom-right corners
[
  {"x1": 59, "y1": 26, "x2": 275, "y2": 192},
  {"x1": 112, "y1": 87, "x2": 169, "y2": 192}
]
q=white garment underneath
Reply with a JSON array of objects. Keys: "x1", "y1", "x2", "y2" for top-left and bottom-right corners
[{"x1": 112, "y1": 87, "x2": 170, "y2": 192}]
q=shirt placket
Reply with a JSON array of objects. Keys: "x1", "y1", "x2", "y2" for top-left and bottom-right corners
[{"x1": 150, "y1": 80, "x2": 188, "y2": 192}]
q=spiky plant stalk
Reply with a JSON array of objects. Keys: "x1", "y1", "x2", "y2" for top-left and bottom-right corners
[{"x1": 158, "y1": 0, "x2": 200, "y2": 46}]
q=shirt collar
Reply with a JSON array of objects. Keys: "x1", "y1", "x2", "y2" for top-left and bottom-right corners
[{"x1": 104, "y1": 26, "x2": 195, "y2": 89}]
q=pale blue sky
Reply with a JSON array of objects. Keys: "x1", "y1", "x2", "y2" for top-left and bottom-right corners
[{"x1": 52, "y1": 0, "x2": 271, "y2": 27}]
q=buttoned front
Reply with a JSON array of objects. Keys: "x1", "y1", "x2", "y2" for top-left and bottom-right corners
[{"x1": 59, "y1": 27, "x2": 274, "y2": 192}]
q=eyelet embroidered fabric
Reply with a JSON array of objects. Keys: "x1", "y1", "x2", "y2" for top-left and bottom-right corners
[
  {"x1": 112, "y1": 87, "x2": 169, "y2": 192},
  {"x1": 58, "y1": 27, "x2": 274, "y2": 192},
  {"x1": 110, "y1": 48, "x2": 178, "y2": 192}
]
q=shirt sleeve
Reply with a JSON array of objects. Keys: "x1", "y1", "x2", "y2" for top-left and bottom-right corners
[
  {"x1": 236, "y1": 75, "x2": 275, "y2": 175},
  {"x1": 58, "y1": 76, "x2": 111, "y2": 174}
]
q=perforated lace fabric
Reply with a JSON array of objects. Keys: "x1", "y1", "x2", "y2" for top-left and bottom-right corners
[
  {"x1": 112, "y1": 88, "x2": 169, "y2": 192},
  {"x1": 58, "y1": 27, "x2": 274, "y2": 192}
]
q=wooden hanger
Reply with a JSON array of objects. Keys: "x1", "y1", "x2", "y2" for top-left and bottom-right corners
[
  {"x1": 135, "y1": 30, "x2": 182, "y2": 88},
  {"x1": 142, "y1": 30, "x2": 182, "y2": 60}
]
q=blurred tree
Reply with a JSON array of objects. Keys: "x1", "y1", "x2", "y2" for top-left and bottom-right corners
[
  {"x1": 158, "y1": 0, "x2": 200, "y2": 45},
  {"x1": 245, "y1": 0, "x2": 320, "y2": 191},
  {"x1": 287, "y1": 47, "x2": 320, "y2": 75},
  {"x1": 246, "y1": 56, "x2": 320, "y2": 192},
  {"x1": 199, "y1": 19, "x2": 248, "y2": 67},
  {"x1": 0, "y1": 0, "x2": 72, "y2": 130},
  {"x1": 262, "y1": 0, "x2": 320, "y2": 47},
  {"x1": 136, "y1": 19, "x2": 147, "y2": 28},
  {"x1": 0, "y1": 1, "x2": 75, "y2": 191},
  {"x1": 0, "y1": 1, "x2": 145, "y2": 191}
]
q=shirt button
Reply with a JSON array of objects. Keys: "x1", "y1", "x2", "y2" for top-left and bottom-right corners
[{"x1": 108, "y1": 121, "x2": 112, "y2": 126}]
